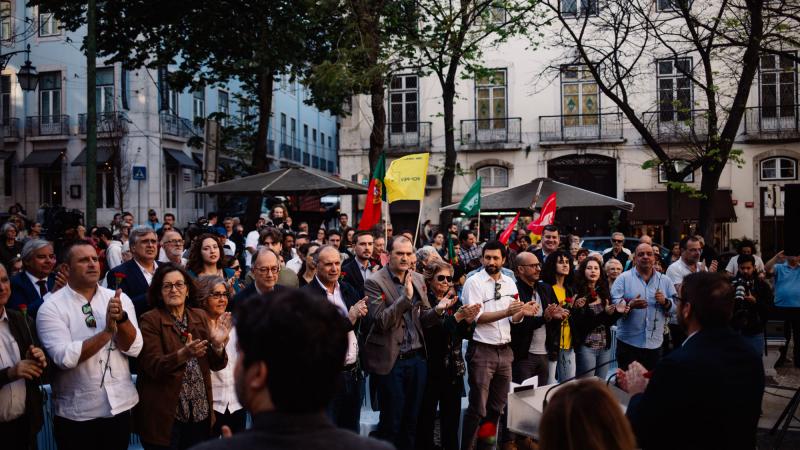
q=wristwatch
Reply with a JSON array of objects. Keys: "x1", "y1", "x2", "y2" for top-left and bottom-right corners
[{"x1": 116, "y1": 311, "x2": 129, "y2": 325}]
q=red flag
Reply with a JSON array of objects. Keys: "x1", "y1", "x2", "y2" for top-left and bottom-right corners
[
  {"x1": 498, "y1": 212, "x2": 520, "y2": 245},
  {"x1": 358, "y1": 154, "x2": 386, "y2": 230},
  {"x1": 527, "y1": 193, "x2": 557, "y2": 234}
]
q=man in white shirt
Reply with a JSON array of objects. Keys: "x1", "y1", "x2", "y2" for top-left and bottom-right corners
[
  {"x1": 37, "y1": 241, "x2": 142, "y2": 450},
  {"x1": 303, "y1": 246, "x2": 367, "y2": 432},
  {"x1": 725, "y1": 240, "x2": 765, "y2": 276},
  {"x1": 158, "y1": 230, "x2": 187, "y2": 266},
  {"x1": 461, "y1": 241, "x2": 525, "y2": 450},
  {"x1": 666, "y1": 236, "x2": 715, "y2": 350},
  {"x1": 244, "y1": 215, "x2": 268, "y2": 269}
]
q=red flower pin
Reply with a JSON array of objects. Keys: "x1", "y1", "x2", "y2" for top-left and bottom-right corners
[
  {"x1": 18, "y1": 304, "x2": 28, "y2": 314},
  {"x1": 513, "y1": 293, "x2": 520, "y2": 300},
  {"x1": 114, "y1": 272, "x2": 127, "y2": 286},
  {"x1": 477, "y1": 421, "x2": 497, "y2": 443}
]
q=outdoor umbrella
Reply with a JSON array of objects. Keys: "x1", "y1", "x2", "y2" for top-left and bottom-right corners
[
  {"x1": 187, "y1": 167, "x2": 368, "y2": 196},
  {"x1": 440, "y1": 177, "x2": 634, "y2": 212}
]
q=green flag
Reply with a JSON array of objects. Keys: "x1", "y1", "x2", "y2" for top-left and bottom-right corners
[{"x1": 458, "y1": 177, "x2": 482, "y2": 217}]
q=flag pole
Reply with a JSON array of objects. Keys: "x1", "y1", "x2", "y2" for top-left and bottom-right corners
[
  {"x1": 476, "y1": 209, "x2": 481, "y2": 243},
  {"x1": 413, "y1": 196, "x2": 425, "y2": 248},
  {"x1": 384, "y1": 200, "x2": 389, "y2": 243},
  {"x1": 529, "y1": 179, "x2": 544, "y2": 211}
]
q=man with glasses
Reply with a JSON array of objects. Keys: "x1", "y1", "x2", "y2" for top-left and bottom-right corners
[
  {"x1": 665, "y1": 236, "x2": 708, "y2": 350},
  {"x1": 611, "y1": 244, "x2": 676, "y2": 371},
  {"x1": 232, "y1": 248, "x2": 285, "y2": 305},
  {"x1": 461, "y1": 241, "x2": 525, "y2": 450},
  {"x1": 603, "y1": 232, "x2": 631, "y2": 266},
  {"x1": 157, "y1": 230, "x2": 186, "y2": 267},
  {"x1": 36, "y1": 241, "x2": 142, "y2": 450},
  {"x1": 106, "y1": 227, "x2": 161, "y2": 318}
]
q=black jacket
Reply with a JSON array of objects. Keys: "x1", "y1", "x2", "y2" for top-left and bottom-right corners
[
  {"x1": 106, "y1": 259, "x2": 162, "y2": 318},
  {"x1": 510, "y1": 280, "x2": 560, "y2": 361},
  {"x1": 190, "y1": 411, "x2": 394, "y2": 450},
  {"x1": 230, "y1": 283, "x2": 287, "y2": 308},
  {"x1": 626, "y1": 327, "x2": 764, "y2": 450},
  {"x1": 570, "y1": 296, "x2": 622, "y2": 350},
  {"x1": 302, "y1": 278, "x2": 368, "y2": 347},
  {"x1": 730, "y1": 274, "x2": 773, "y2": 336},
  {"x1": 0, "y1": 308, "x2": 46, "y2": 440},
  {"x1": 341, "y1": 257, "x2": 374, "y2": 299},
  {"x1": 422, "y1": 290, "x2": 474, "y2": 382}
]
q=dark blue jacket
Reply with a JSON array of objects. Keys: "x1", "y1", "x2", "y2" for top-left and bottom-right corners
[
  {"x1": 9, "y1": 270, "x2": 57, "y2": 318},
  {"x1": 626, "y1": 327, "x2": 764, "y2": 450},
  {"x1": 341, "y1": 257, "x2": 372, "y2": 299},
  {"x1": 106, "y1": 259, "x2": 161, "y2": 318},
  {"x1": 230, "y1": 283, "x2": 287, "y2": 308}
]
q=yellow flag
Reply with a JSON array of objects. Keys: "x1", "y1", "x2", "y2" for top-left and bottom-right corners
[{"x1": 384, "y1": 153, "x2": 430, "y2": 203}]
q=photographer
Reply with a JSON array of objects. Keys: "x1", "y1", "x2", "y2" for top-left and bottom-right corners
[{"x1": 731, "y1": 254, "x2": 772, "y2": 356}]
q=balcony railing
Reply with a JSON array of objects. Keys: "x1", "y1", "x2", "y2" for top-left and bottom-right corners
[
  {"x1": 460, "y1": 118, "x2": 522, "y2": 145},
  {"x1": 641, "y1": 109, "x2": 709, "y2": 143},
  {"x1": 538, "y1": 113, "x2": 624, "y2": 143},
  {"x1": 26, "y1": 115, "x2": 70, "y2": 137},
  {"x1": 743, "y1": 105, "x2": 800, "y2": 141},
  {"x1": 385, "y1": 122, "x2": 432, "y2": 149},
  {"x1": 78, "y1": 112, "x2": 129, "y2": 135},
  {"x1": 1, "y1": 118, "x2": 20, "y2": 140},
  {"x1": 160, "y1": 113, "x2": 203, "y2": 138}
]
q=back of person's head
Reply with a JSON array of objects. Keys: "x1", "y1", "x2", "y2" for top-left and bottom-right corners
[
  {"x1": 681, "y1": 271, "x2": 734, "y2": 329},
  {"x1": 539, "y1": 379, "x2": 636, "y2": 450},
  {"x1": 234, "y1": 288, "x2": 349, "y2": 413}
]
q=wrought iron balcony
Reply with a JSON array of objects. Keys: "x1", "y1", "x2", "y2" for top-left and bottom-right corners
[
  {"x1": 538, "y1": 113, "x2": 624, "y2": 144},
  {"x1": 26, "y1": 115, "x2": 70, "y2": 137},
  {"x1": 78, "y1": 112, "x2": 129, "y2": 135},
  {"x1": 743, "y1": 105, "x2": 800, "y2": 141},
  {"x1": 385, "y1": 122, "x2": 432, "y2": 150},
  {"x1": 1, "y1": 118, "x2": 20, "y2": 140},
  {"x1": 460, "y1": 118, "x2": 522, "y2": 145},
  {"x1": 160, "y1": 112, "x2": 203, "y2": 138},
  {"x1": 641, "y1": 109, "x2": 709, "y2": 144}
]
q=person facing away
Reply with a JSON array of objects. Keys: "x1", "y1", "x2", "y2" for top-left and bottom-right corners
[
  {"x1": 189, "y1": 288, "x2": 393, "y2": 450},
  {"x1": 617, "y1": 271, "x2": 764, "y2": 450}
]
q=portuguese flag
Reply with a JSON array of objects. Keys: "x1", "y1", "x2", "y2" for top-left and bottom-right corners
[{"x1": 358, "y1": 153, "x2": 386, "y2": 230}]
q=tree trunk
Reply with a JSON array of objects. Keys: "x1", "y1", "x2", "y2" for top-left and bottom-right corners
[
  {"x1": 665, "y1": 184, "x2": 681, "y2": 246},
  {"x1": 439, "y1": 83, "x2": 457, "y2": 228},
  {"x1": 697, "y1": 162, "x2": 725, "y2": 249},
  {"x1": 368, "y1": 77, "x2": 386, "y2": 171},
  {"x1": 244, "y1": 70, "x2": 274, "y2": 231}
]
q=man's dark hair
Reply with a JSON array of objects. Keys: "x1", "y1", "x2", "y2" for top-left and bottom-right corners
[
  {"x1": 542, "y1": 225, "x2": 559, "y2": 234},
  {"x1": 62, "y1": 239, "x2": 95, "y2": 265},
  {"x1": 737, "y1": 239, "x2": 757, "y2": 254},
  {"x1": 680, "y1": 272, "x2": 734, "y2": 328},
  {"x1": 353, "y1": 230, "x2": 374, "y2": 242},
  {"x1": 482, "y1": 240, "x2": 507, "y2": 259},
  {"x1": 147, "y1": 263, "x2": 199, "y2": 310},
  {"x1": 259, "y1": 227, "x2": 282, "y2": 245},
  {"x1": 680, "y1": 235, "x2": 701, "y2": 250},
  {"x1": 738, "y1": 254, "x2": 756, "y2": 267},
  {"x1": 326, "y1": 229, "x2": 342, "y2": 239},
  {"x1": 339, "y1": 213, "x2": 348, "y2": 219},
  {"x1": 208, "y1": 212, "x2": 219, "y2": 221},
  {"x1": 95, "y1": 226, "x2": 112, "y2": 240},
  {"x1": 234, "y1": 288, "x2": 348, "y2": 413},
  {"x1": 164, "y1": 213, "x2": 176, "y2": 221},
  {"x1": 121, "y1": 212, "x2": 133, "y2": 220},
  {"x1": 459, "y1": 229, "x2": 475, "y2": 243}
]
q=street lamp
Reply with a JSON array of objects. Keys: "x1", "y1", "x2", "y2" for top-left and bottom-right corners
[{"x1": 0, "y1": 44, "x2": 38, "y2": 91}]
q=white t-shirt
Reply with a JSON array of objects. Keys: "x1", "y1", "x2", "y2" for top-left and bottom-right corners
[{"x1": 725, "y1": 254, "x2": 765, "y2": 275}]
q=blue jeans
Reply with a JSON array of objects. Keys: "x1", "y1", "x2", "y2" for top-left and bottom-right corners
[
  {"x1": 328, "y1": 369, "x2": 364, "y2": 433},
  {"x1": 556, "y1": 349, "x2": 575, "y2": 382},
  {"x1": 741, "y1": 333, "x2": 765, "y2": 357},
  {"x1": 575, "y1": 346, "x2": 613, "y2": 380},
  {"x1": 374, "y1": 354, "x2": 427, "y2": 450}
]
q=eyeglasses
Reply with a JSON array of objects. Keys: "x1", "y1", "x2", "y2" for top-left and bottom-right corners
[
  {"x1": 209, "y1": 291, "x2": 229, "y2": 299},
  {"x1": 164, "y1": 239, "x2": 184, "y2": 246},
  {"x1": 82, "y1": 303, "x2": 97, "y2": 328},
  {"x1": 436, "y1": 275, "x2": 453, "y2": 283},
  {"x1": 162, "y1": 281, "x2": 187, "y2": 292},
  {"x1": 252, "y1": 266, "x2": 280, "y2": 274},
  {"x1": 518, "y1": 263, "x2": 541, "y2": 269},
  {"x1": 612, "y1": 239, "x2": 624, "y2": 243}
]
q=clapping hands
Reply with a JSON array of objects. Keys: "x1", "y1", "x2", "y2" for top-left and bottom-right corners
[{"x1": 209, "y1": 312, "x2": 233, "y2": 349}]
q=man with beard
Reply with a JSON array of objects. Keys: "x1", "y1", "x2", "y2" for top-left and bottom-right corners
[
  {"x1": 158, "y1": 230, "x2": 186, "y2": 266},
  {"x1": 618, "y1": 272, "x2": 764, "y2": 450},
  {"x1": 460, "y1": 241, "x2": 525, "y2": 450},
  {"x1": 665, "y1": 236, "x2": 709, "y2": 349}
]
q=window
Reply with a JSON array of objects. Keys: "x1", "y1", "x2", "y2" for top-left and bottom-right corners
[
  {"x1": 193, "y1": 88, "x2": 205, "y2": 119},
  {"x1": 760, "y1": 157, "x2": 797, "y2": 181},
  {"x1": 218, "y1": 91, "x2": 229, "y2": 125},
  {"x1": 321, "y1": 132, "x2": 325, "y2": 150},
  {"x1": 388, "y1": 74, "x2": 418, "y2": 133},
  {"x1": 658, "y1": 160, "x2": 694, "y2": 183},
  {"x1": 1, "y1": 75, "x2": 10, "y2": 125},
  {"x1": 1, "y1": 2, "x2": 12, "y2": 42},
  {"x1": 476, "y1": 166, "x2": 508, "y2": 188},
  {"x1": 561, "y1": 0, "x2": 598, "y2": 16},
  {"x1": 280, "y1": 74, "x2": 288, "y2": 91},
  {"x1": 96, "y1": 171, "x2": 115, "y2": 209},
  {"x1": 312, "y1": 129, "x2": 317, "y2": 155},
  {"x1": 476, "y1": 69, "x2": 507, "y2": 130},
  {"x1": 657, "y1": 58, "x2": 692, "y2": 122},
  {"x1": 561, "y1": 65, "x2": 598, "y2": 127},
  {"x1": 194, "y1": 172, "x2": 204, "y2": 210},
  {"x1": 39, "y1": 168, "x2": 62, "y2": 206},
  {"x1": 303, "y1": 124, "x2": 308, "y2": 153},
  {"x1": 39, "y1": 71, "x2": 62, "y2": 120},
  {"x1": 657, "y1": 0, "x2": 690, "y2": 12},
  {"x1": 280, "y1": 113, "x2": 287, "y2": 145},
  {"x1": 38, "y1": 11, "x2": 60, "y2": 37},
  {"x1": 328, "y1": 136, "x2": 332, "y2": 150},
  {"x1": 760, "y1": 54, "x2": 796, "y2": 120},
  {"x1": 165, "y1": 171, "x2": 177, "y2": 209},
  {"x1": 96, "y1": 67, "x2": 114, "y2": 113},
  {"x1": 290, "y1": 118, "x2": 296, "y2": 148}
]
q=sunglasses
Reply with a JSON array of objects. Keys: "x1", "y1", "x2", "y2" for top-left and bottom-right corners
[
  {"x1": 436, "y1": 275, "x2": 453, "y2": 283},
  {"x1": 82, "y1": 303, "x2": 97, "y2": 328},
  {"x1": 494, "y1": 281, "x2": 502, "y2": 300},
  {"x1": 612, "y1": 239, "x2": 624, "y2": 243}
]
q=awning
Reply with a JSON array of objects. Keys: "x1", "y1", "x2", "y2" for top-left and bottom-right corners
[
  {"x1": 0, "y1": 151, "x2": 14, "y2": 160},
  {"x1": 71, "y1": 147, "x2": 114, "y2": 166},
  {"x1": 187, "y1": 167, "x2": 367, "y2": 195},
  {"x1": 625, "y1": 190, "x2": 737, "y2": 223},
  {"x1": 18, "y1": 150, "x2": 63, "y2": 168},
  {"x1": 164, "y1": 148, "x2": 200, "y2": 169}
]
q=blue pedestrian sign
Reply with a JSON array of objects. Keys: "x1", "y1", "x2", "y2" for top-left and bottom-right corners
[{"x1": 132, "y1": 166, "x2": 147, "y2": 180}]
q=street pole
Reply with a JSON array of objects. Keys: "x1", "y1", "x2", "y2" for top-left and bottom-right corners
[{"x1": 86, "y1": 0, "x2": 97, "y2": 227}]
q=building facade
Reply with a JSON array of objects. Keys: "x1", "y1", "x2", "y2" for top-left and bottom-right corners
[
  {"x1": 339, "y1": 8, "x2": 798, "y2": 256},
  {"x1": 0, "y1": 1, "x2": 338, "y2": 227}
]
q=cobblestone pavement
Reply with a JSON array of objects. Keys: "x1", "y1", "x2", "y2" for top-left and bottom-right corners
[{"x1": 758, "y1": 352, "x2": 800, "y2": 449}]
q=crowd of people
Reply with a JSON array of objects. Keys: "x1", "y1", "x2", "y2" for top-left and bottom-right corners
[{"x1": 0, "y1": 204, "x2": 795, "y2": 450}]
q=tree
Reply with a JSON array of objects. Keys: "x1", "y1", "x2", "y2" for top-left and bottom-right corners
[
  {"x1": 34, "y1": 0, "x2": 338, "y2": 229},
  {"x1": 98, "y1": 113, "x2": 131, "y2": 213},
  {"x1": 538, "y1": 0, "x2": 764, "y2": 244},
  {"x1": 400, "y1": 0, "x2": 539, "y2": 226}
]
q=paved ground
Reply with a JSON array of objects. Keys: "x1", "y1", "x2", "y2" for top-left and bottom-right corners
[{"x1": 758, "y1": 359, "x2": 800, "y2": 449}]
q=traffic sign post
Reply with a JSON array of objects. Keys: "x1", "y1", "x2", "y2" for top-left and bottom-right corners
[{"x1": 132, "y1": 166, "x2": 147, "y2": 181}]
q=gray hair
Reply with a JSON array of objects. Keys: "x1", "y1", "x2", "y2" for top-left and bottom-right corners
[
  {"x1": 312, "y1": 245, "x2": 341, "y2": 267},
  {"x1": 1, "y1": 222, "x2": 17, "y2": 234},
  {"x1": 195, "y1": 275, "x2": 226, "y2": 310},
  {"x1": 129, "y1": 226, "x2": 156, "y2": 247},
  {"x1": 416, "y1": 246, "x2": 440, "y2": 263},
  {"x1": 21, "y1": 239, "x2": 54, "y2": 264}
]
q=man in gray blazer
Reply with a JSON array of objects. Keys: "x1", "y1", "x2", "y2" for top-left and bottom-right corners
[{"x1": 362, "y1": 236, "x2": 451, "y2": 450}]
